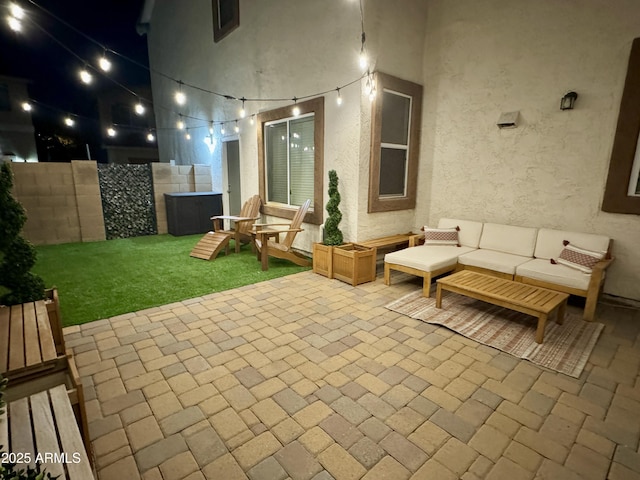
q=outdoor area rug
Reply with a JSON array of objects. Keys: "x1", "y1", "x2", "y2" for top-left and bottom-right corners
[{"x1": 386, "y1": 290, "x2": 604, "y2": 378}]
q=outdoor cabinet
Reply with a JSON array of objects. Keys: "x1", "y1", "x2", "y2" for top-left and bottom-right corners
[{"x1": 165, "y1": 192, "x2": 223, "y2": 236}]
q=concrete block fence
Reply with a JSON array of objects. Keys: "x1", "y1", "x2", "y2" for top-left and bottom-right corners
[{"x1": 11, "y1": 161, "x2": 213, "y2": 245}]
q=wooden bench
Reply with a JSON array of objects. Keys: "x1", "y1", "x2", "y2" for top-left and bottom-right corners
[
  {"x1": 356, "y1": 232, "x2": 414, "y2": 255},
  {"x1": 0, "y1": 383, "x2": 94, "y2": 479},
  {"x1": 436, "y1": 270, "x2": 569, "y2": 343},
  {"x1": 0, "y1": 299, "x2": 66, "y2": 384}
]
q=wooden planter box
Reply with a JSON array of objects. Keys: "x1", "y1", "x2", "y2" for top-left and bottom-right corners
[
  {"x1": 332, "y1": 243, "x2": 377, "y2": 286},
  {"x1": 312, "y1": 243, "x2": 334, "y2": 278}
]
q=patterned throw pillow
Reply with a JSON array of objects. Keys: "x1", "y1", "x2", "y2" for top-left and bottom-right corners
[
  {"x1": 422, "y1": 226, "x2": 460, "y2": 246},
  {"x1": 551, "y1": 240, "x2": 605, "y2": 273}
]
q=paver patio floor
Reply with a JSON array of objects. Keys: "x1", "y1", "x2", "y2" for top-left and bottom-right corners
[{"x1": 64, "y1": 270, "x2": 640, "y2": 480}]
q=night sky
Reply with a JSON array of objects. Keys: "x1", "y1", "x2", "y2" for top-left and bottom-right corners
[{"x1": 1, "y1": 0, "x2": 149, "y2": 160}]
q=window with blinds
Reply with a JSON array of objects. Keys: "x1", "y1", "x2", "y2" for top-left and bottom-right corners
[{"x1": 264, "y1": 113, "x2": 315, "y2": 207}]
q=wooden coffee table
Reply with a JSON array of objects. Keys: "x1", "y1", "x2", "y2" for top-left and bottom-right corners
[{"x1": 436, "y1": 270, "x2": 568, "y2": 344}]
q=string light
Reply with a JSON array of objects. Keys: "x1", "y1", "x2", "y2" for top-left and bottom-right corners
[
  {"x1": 79, "y1": 66, "x2": 92, "y2": 84},
  {"x1": 185, "y1": 130, "x2": 191, "y2": 140},
  {"x1": 98, "y1": 51, "x2": 111, "y2": 72},
  {"x1": 220, "y1": 124, "x2": 226, "y2": 135},
  {"x1": 64, "y1": 116, "x2": 74, "y2": 127},
  {"x1": 7, "y1": 15, "x2": 22, "y2": 32},
  {"x1": 107, "y1": 126, "x2": 116, "y2": 137},
  {"x1": 292, "y1": 98, "x2": 300, "y2": 117},
  {"x1": 209, "y1": 121, "x2": 214, "y2": 134},
  {"x1": 175, "y1": 81, "x2": 186, "y2": 105},
  {"x1": 146, "y1": 131, "x2": 155, "y2": 142},
  {"x1": 134, "y1": 102, "x2": 145, "y2": 115},
  {"x1": 234, "y1": 121, "x2": 239, "y2": 133},
  {"x1": 9, "y1": 3, "x2": 25, "y2": 19},
  {"x1": 21, "y1": 101, "x2": 32, "y2": 111},
  {"x1": 4, "y1": 0, "x2": 372, "y2": 142}
]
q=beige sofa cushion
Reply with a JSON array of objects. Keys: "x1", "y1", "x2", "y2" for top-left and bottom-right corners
[
  {"x1": 534, "y1": 228, "x2": 610, "y2": 260},
  {"x1": 457, "y1": 249, "x2": 532, "y2": 275},
  {"x1": 479, "y1": 223, "x2": 538, "y2": 257},
  {"x1": 516, "y1": 259, "x2": 593, "y2": 290},
  {"x1": 385, "y1": 245, "x2": 476, "y2": 272},
  {"x1": 438, "y1": 218, "x2": 484, "y2": 248}
]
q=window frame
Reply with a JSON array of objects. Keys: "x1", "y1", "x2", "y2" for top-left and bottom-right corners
[
  {"x1": 212, "y1": 0, "x2": 239, "y2": 43},
  {"x1": 257, "y1": 96, "x2": 324, "y2": 225},
  {"x1": 368, "y1": 72, "x2": 423, "y2": 213},
  {"x1": 602, "y1": 37, "x2": 640, "y2": 214}
]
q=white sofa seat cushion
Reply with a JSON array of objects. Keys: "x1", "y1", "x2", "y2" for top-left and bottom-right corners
[
  {"x1": 457, "y1": 249, "x2": 532, "y2": 275},
  {"x1": 534, "y1": 228, "x2": 610, "y2": 260},
  {"x1": 479, "y1": 223, "x2": 538, "y2": 257},
  {"x1": 516, "y1": 259, "x2": 593, "y2": 291},
  {"x1": 385, "y1": 245, "x2": 475, "y2": 272},
  {"x1": 438, "y1": 218, "x2": 484, "y2": 248}
]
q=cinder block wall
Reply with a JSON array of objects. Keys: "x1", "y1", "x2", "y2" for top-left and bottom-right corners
[
  {"x1": 10, "y1": 161, "x2": 213, "y2": 244},
  {"x1": 151, "y1": 163, "x2": 213, "y2": 234}
]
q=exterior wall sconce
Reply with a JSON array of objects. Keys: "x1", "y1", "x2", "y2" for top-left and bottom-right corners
[{"x1": 560, "y1": 91, "x2": 578, "y2": 110}]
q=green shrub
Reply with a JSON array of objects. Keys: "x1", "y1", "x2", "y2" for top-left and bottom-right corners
[
  {"x1": 0, "y1": 163, "x2": 45, "y2": 305},
  {"x1": 323, "y1": 170, "x2": 343, "y2": 246}
]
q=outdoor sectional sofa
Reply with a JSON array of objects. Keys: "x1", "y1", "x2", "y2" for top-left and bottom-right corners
[{"x1": 384, "y1": 218, "x2": 614, "y2": 321}]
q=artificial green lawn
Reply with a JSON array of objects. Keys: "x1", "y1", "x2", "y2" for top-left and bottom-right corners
[{"x1": 33, "y1": 234, "x2": 310, "y2": 327}]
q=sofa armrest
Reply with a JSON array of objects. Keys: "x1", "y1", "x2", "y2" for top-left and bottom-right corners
[{"x1": 409, "y1": 233, "x2": 425, "y2": 247}]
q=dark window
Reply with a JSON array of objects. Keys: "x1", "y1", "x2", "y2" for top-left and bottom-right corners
[
  {"x1": 212, "y1": 0, "x2": 239, "y2": 43},
  {"x1": 257, "y1": 97, "x2": 324, "y2": 225},
  {"x1": 368, "y1": 73, "x2": 423, "y2": 213}
]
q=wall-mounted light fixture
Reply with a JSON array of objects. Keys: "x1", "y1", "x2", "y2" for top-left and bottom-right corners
[{"x1": 560, "y1": 91, "x2": 578, "y2": 110}]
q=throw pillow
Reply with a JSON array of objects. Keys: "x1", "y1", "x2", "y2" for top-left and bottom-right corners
[
  {"x1": 550, "y1": 240, "x2": 605, "y2": 273},
  {"x1": 422, "y1": 226, "x2": 460, "y2": 246}
]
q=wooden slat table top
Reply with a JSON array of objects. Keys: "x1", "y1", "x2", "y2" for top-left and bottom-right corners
[
  {"x1": 0, "y1": 300, "x2": 59, "y2": 376},
  {"x1": 438, "y1": 270, "x2": 568, "y2": 314},
  {"x1": 2, "y1": 384, "x2": 94, "y2": 480}
]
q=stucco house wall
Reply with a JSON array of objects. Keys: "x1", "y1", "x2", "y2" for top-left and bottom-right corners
[
  {"x1": 420, "y1": 0, "x2": 640, "y2": 300},
  {"x1": 143, "y1": 0, "x2": 640, "y2": 301}
]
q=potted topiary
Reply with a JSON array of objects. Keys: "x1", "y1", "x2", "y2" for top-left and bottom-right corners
[
  {"x1": 0, "y1": 162, "x2": 45, "y2": 305},
  {"x1": 312, "y1": 170, "x2": 344, "y2": 278}
]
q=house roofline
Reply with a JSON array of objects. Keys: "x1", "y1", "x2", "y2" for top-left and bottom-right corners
[{"x1": 136, "y1": 0, "x2": 155, "y2": 35}]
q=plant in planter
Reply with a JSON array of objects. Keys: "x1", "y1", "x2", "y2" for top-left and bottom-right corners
[
  {"x1": 0, "y1": 163, "x2": 45, "y2": 305},
  {"x1": 313, "y1": 170, "x2": 344, "y2": 277}
]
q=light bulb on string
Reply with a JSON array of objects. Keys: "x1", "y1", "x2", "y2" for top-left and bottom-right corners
[
  {"x1": 64, "y1": 116, "x2": 75, "y2": 127},
  {"x1": 359, "y1": 49, "x2": 368, "y2": 71},
  {"x1": 174, "y1": 81, "x2": 186, "y2": 105},
  {"x1": 98, "y1": 52, "x2": 111, "y2": 72},
  {"x1": 134, "y1": 102, "x2": 145, "y2": 115},
  {"x1": 185, "y1": 130, "x2": 191, "y2": 140},
  {"x1": 107, "y1": 127, "x2": 116, "y2": 137},
  {"x1": 336, "y1": 88, "x2": 343, "y2": 106},
  {"x1": 79, "y1": 67, "x2": 93, "y2": 85},
  {"x1": 209, "y1": 122, "x2": 214, "y2": 135},
  {"x1": 234, "y1": 121, "x2": 240, "y2": 133},
  {"x1": 249, "y1": 115, "x2": 255, "y2": 126},
  {"x1": 146, "y1": 131, "x2": 155, "y2": 142},
  {"x1": 239, "y1": 98, "x2": 246, "y2": 118},
  {"x1": 292, "y1": 97, "x2": 300, "y2": 117},
  {"x1": 221, "y1": 124, "x2": 226, "y2": 135},
  {"x1": 9, "y1": 3, "x2": 25, "y2": 19},
  {"x1": 7, "y1": 15, "x2": 21, "y2": 32},
  {"x1": 21, "y1": 101, "x2": 32, "y2": 112},
  {"x1": 176, "y1": 114, "x2": 185, "y2": 130}
]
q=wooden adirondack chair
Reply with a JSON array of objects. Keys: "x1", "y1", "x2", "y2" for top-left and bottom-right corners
[
  {"x1": 252, "y1": 199, "x2": 312, "y2": 271},
  {"x1": 212, "y1": 194, "x2": 262, "y2": 254}
]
